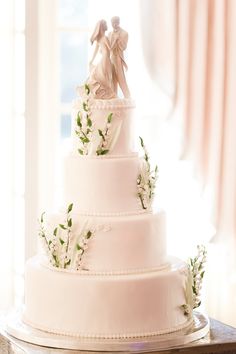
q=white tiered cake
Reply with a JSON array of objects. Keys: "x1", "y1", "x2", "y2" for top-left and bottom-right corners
[
  {"x1": 23, "y1": 96, "x2": 194, "y2": 338},
  {"x1": 22, "y1": 18, "x2": 202, "y2": 342}
]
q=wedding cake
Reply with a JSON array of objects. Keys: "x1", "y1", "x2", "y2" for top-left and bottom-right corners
[{"x1": 22, "y1": 18, "x2": 205, "y2": 340}]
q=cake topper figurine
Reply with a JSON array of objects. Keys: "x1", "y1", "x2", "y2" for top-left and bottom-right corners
[
  {"x1": 86, "y1": 19, "x2": 115, "y2": 99},
  {"x1": 78, "y1": 17, "x2": 130, "y2": 100},
  {"x1": 109, "y1": 16, "x2": 130, "y2": 99}
]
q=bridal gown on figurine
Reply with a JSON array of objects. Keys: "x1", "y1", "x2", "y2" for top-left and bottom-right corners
[{"x1": 87, "y1": 37, "x2": 115, "y2": 99}]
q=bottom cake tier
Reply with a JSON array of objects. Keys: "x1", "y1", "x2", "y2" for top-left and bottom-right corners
[{"x1": 23, "y1": 256, "x2": 193, "y2": 339}]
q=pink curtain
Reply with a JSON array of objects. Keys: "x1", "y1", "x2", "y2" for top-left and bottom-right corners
[
  {"x1": 140, "y1": 0, "x2": 236, "y2": 325},
  {"x1": 140, "y1": 0, "x2": 236, "y2": 241}
]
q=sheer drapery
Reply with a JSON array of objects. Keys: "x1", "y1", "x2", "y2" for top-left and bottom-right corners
[
  {"x1": 0, "y1": 1, "x2": 14, "y2": 311},
  {"x1": 140, "y1": 0, "x2": 236, "y2": 325},
  {"x1": 0, "y1": 0, "x2": 26, "y2": 311}
]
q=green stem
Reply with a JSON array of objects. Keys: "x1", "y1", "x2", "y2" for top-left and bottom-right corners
[
  {"x1": 138, "y1": 194, "x2": 147, "y2": 210},
  {"x1": 64, "y1": 212, "x2": 71, "y2": 268}
]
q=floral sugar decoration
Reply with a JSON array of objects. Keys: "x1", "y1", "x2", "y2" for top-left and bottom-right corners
[
  {"x1": 75, "y1": 84, "x2": 94, "y2": 155},
  {"x1": 181, "y1": 245, "x2": 207, "y2": 317},
  {"x1": 38, "y1": 203, "x2": 95, "y2": 271},
  {"x1": 137, "y1": 136, "x2": 158, "y2": 210},
  {"x1": 75, "y1": 84, "x2": 114, "y2": 156},
  {"x1": 96, "y1": 113, "x2": 113, "y2": 156}
]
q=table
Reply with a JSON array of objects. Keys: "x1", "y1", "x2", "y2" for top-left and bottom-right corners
[{"x1": 1, "y1": 318, "x2": 236, "y2": 354}]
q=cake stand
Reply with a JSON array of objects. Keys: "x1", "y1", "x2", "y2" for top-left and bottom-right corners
[{"x1": 5, "y1": 310, "x2": 209, "y2": 352}]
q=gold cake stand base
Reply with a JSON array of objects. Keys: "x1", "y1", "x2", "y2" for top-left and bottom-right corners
[{"x1": 5, "y1": 311, "x2": 209, "y2": 352}]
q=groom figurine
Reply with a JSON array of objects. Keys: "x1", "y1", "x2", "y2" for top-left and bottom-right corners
[{"x1": 109, "y1": 16, "x2": 130, "y2": 98}]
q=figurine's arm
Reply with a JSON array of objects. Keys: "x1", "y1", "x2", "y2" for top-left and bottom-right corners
[
  {"x1": 118, "y1": 32, "x2": 128, "y2": 51},
  {"x1": 89, "y1": 42, "x2": 99, "y2": 66}
]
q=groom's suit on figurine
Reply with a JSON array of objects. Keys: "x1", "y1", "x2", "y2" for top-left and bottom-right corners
[{"x1": 108, "y1": 28, "x2": 130, "y2": 98}]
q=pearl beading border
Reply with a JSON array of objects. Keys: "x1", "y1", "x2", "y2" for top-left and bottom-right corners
[
  {"x1": 71, "y1": 209, "x2": 151, "y2": 217},
  {"x1": 91, "y1": 99, "x2": 135, "y2": 110},
  {"x1": 22, "y1": 315, "x2": 194, "y2": 339},
  {"x1": 69, "y1": 152, "x2": 139, "y2": 160},
  {"x1": 41, "y1": 259, "x2": 170, "y2": 276}
]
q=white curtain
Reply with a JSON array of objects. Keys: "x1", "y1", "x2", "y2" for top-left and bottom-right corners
[
  {"x1": 139, "y1": 0, "x2": 236, "y2": 326},
  {"x1": 0, "y1": 0, "x2": 16, "y2": 310}
]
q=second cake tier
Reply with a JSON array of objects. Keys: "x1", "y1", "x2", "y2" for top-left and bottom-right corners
[
  {"x1": 44, "y1": 210, "x2": 167, "y2": 273},
  {"x1": 63, "y1": 154, "x2": 144, "y2": 215}
]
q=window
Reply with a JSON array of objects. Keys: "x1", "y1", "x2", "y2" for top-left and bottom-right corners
[
  {"x1": 0, "y1": 0, "x2": 25, "y2": 310},
  {"x1": 58, "y1": 0, "x2": 90, "y2": 144}
]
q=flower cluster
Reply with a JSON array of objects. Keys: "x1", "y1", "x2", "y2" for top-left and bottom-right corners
[
  {"x1": 96, "y1": 113, "x2": 113, "y2": 155},
  {"x1": 38, "y1": 203, "x2": 94, "y2": 271},
  {"x1": 75, "y1": 84, "x2": 94, "y2": 155},
  {"x1": 189, "y1": 245, "x2": 207, "y2": 309},
  {"x1": 181, "y1": 245, "x2": 207, "y2": 317},
  {"x1": 137, "y1": 136, "x2": 158, "y2": 210},
  {"x1": 75, "y1": 84, "x2": 114, "y2": 156},
  {"x1": 75, "y1": 230, "x2": 93, "y2": 270}
]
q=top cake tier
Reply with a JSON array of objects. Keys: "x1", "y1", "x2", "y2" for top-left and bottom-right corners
[{"x1": 72, "y1": 97, "x2": 136, "y2": 157}]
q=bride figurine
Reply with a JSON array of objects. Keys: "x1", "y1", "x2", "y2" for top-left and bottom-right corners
[{"x1": 85, "y1": 19, "x2": 116, "y2": 99}]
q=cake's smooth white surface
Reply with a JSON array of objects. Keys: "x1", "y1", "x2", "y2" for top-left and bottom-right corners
[
  {"x1": 23, "y1": 256, "x2": 192, "y2": 338},
  {"x1": 45, "y1": 210, "x2": 167, "y2": 273},
  {"x1": 23, "y1": 93, "x2": 194, "y2": 339},
  {"x1": 64, "y1": 154, "x2": 142, "y2": 214},
  {"x1": 72, "y1": 98, "x2": 135, "y2": 156}
]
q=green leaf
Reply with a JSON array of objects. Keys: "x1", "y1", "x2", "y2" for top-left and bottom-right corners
[
  {"x1": 59, "y1": 238, "x2": 65, "y2": 245},
  {"x1": 59, "y1": 224, "x2": 67, "y2": 230},
  {"x1": 80, "y1": 136, "x2": 90, "y2": 144},
  {"x1": 40, "y1": 212, "x2": 45, "y2": 223},
  {"x1": 96, "y1": 148, "x2": 109, "y2": 156},
  {"x1": 87, "y1": 117, "x2": 92, "y2": 127},
  {"x1": 67, "y1": 203, "x2": 73, "y2": 213},
  {"x1": 100, "y1": 149, "x2": 109, "y2": 155},
  {"x1": 96, "y1": 149, "x2": 102, "y2": 155},
  {"x1": 65, "y1": 259, "x2": 71, "y2": 267},
  {"x1": 98, "y1": 129, "x2": 105, "y2": 141},
  {"x1": 76, "y1": 112, "x2": 82, "y2": 128},
  {"x1": 200, "y1": 271, "x2": 205, "y2": 279},
  {"x1": 78, "y1": 149, "x2": 84, "y2": 155},
  {"x1": 107, "y1": 112, "x2": 113, "y2": 123},
  {"x1": 85, "y1": 84, "x2": 90, "y2": 95},
  {"x1": 139, "y1": 136, "x2": 144, "y2": 148},
  {"x1": 48, "y1": 240, "x2": 52, "y2": 245},
  {"x1": 52, "y1": 254, "x2": 59, "y2": 267},
  {"x1": 86, "y1": 230, "x2": 92, "y2": 239},
  {"x1": 83, "y1": 102, "x2": 88, "y2": 112},
  {"x1": 68, "y1": 218, "x2": 72, "y2": 228},
  {"x1": 76, "y1": 244, "x2": 82, "y2": 251},
  {"x1": 53, "y1": 227, "x2": 58, "y2": 236}
]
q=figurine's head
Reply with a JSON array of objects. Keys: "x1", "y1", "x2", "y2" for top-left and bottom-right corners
[
  {"x1": 111, "y1": 16, "x2": 120, "y2": 30},
  {"x1": 90, "y1": 19, "x2": 107, "y2": 44},
  {"x1": 101, "y1": 19, "x2": 108, "y2": 31}
]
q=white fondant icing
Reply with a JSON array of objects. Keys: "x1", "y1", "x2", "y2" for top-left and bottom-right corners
[
  {"x1": 42, "y1": 259, "x2": 170, "y2": 276},
  {"x1": 24, "y1": 256, "x2": 191, "y2": 339},
  {"x1": 43, "y1": 210, "x2": 167, "y2": 272},
  {"x1": 72, "y1": 98, "x2": 135, "y2": 156},
  {"x1": 63, "y1": 155, "x2": 142, "y2": 214},
  {"x1": 23, "y1": 314, "x2": 193, "y2": 339}
]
